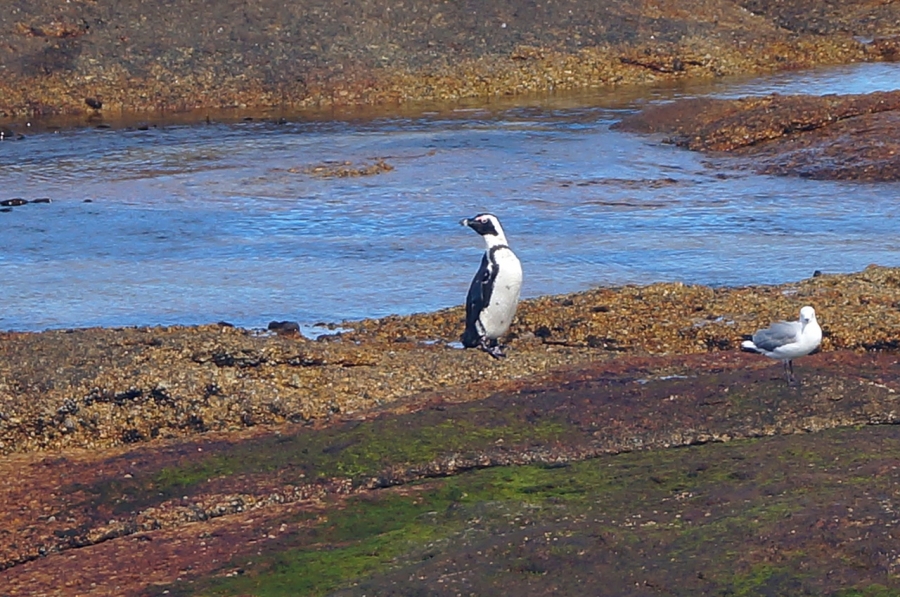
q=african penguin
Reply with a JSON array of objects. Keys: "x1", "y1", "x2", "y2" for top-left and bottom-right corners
[
  {"x1": 460, "y1": 213, "x2": 523, "y2": 358},
  {"x1": 741, "y1": 305, "x2": 822, "y2": 385}
]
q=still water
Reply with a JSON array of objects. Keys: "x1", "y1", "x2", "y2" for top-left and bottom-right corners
[{"x1": 1, "y1": 63, "x2": 899, "y2": 332}]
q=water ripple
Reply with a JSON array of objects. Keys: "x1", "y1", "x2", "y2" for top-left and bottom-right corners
[{"x1": 1, "y1": 62, "x2": 900, "y2": 331}]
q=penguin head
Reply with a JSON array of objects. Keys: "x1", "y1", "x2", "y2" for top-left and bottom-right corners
[{"x1": 460, "y1": 213, "x2": 506, "y2": 241}]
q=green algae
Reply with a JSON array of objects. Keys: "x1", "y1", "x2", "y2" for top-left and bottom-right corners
[
  {"x1": 322, "y1": 417, "x2": 568, "y2": 478},
  {"x1": 727, "y1": 563, "x2": 808, "y2": 597},
  {"x1": 78, "y1": 407, "x2": 570, "y2": 515},
  {"x1": 147, "y1": 427, "x2": 900, "y2": 596},
  {"x1": 834, "y1": 586, "x2": 900, "y2": 597},
  {"x1": 151, "y1": 465, "x2": 605, "y2": 596},
  {"x1": 200, "y1": 490, "x2": 459, "y2": 597}
]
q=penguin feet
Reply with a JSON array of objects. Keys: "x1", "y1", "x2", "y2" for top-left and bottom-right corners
[
  {"x1": 486, "y1": 345, "x2": 507, "y2": 359},
  {"x1": 479, "y1": 338, "x2": 507, "y2": 359}
]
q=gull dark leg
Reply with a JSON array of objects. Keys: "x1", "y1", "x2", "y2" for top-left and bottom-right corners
[{"x1": 782, "y1": 360, "x2": 793, "y2": 385}]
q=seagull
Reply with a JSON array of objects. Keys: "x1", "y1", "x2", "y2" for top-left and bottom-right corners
[
  {"x1": 741, "y1": 305, "x2": 822, "y2": 384},
  {"x1": 460, "y1": 213, "x2": 523, "y2": 358}
]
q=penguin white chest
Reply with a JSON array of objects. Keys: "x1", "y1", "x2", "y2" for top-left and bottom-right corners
[{"x1": 480, "y1": 248, "x2": 522, "y2": 339}]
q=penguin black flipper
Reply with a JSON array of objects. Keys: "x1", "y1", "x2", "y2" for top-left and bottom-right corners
[{"x1": 462, "y1": 253, "x2": 496, "y2": 348}]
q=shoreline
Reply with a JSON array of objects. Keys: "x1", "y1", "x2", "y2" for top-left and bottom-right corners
[
  {"x1": 2, "y1": 265, "x2": 899, "y2": 456},
  {"x1": 0, "y1": 263, "x2": 882, "y2": 336}
]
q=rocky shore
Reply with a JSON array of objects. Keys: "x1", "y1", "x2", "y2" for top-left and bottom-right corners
[
  {"x1": 2, "y1": 265, "x2": 899, "y2": 456},
  {"x1": 614, "y1": 88, "x2": 900, "y2": 181},
  {"x1": 3, "y1": 1, "x2": 900, "y2": 594},
  {"x1": 2, "y1": 274, "x2": 900, "y2": 594},
  {"x1": 1, "y1": 0, "x2": 899, "y2": 119}
]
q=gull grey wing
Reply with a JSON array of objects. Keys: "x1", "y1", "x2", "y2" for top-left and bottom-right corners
[
  {"x1": 462, "y1": 254, "x2": 495, "y2": 346},
  {"x1": 752, "y1": 321, "x2": 801, "y2": 351}
]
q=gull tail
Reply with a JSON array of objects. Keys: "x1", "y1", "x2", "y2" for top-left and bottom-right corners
[{"x1": 741, "y1": 340, "x2": 761, "y2": 354}]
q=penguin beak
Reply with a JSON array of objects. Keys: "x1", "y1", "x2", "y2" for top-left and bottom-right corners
[{"x1": 461, "y1": 216, "x2": 499, "y2": 237}]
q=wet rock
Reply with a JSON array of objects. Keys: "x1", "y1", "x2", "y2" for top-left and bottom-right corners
[
  {"x1": 297, "y1": 159, "x2": 394, "y2": 178},
  {"x1": 267, "y1": 320, "x2": 301, "y2": 336},
  {"x1": 614, "y1": 90, "x2": 900, "y2": 152},
  {"x1": 615, "y1": 90, "x2": 900, "y2": 181}
]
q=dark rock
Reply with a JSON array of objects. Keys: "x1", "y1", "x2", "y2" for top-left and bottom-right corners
[
  {"x1": 56, "y1": 399, "x2": 79, "y2": 416},
  {"x1": 113, "y1": 388, "x2": 143, "y2": 406},
  {"x1": 120, "y1": 428, "x2": 144, "y2": 443},
  {"x1": 183, "y1": 414, "x2": 206, "y2": 431},
  {"x1": 267, "y1": 320, "x2": 301, "y2": 335}
]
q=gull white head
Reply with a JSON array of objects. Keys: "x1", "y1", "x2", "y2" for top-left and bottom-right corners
[
  {"x1": 799, "y1": 306, "x2": 817, "y2": 326},
  {"x1": 741, "y1": 304, "x2": 822, "y2": 385},
  {"x1": 460, "y1": 213, "x2": 509, "y2": 248}
]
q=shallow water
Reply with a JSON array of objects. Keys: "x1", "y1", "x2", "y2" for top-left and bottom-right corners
[{"x1": 2, "y1": 63, "x2": 899, "y2": 332}]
